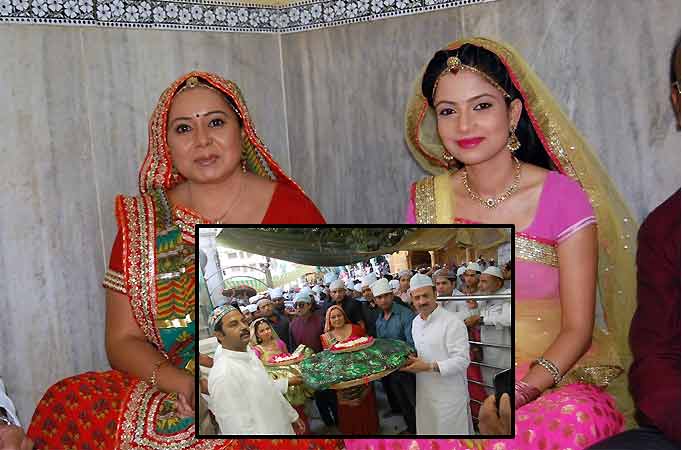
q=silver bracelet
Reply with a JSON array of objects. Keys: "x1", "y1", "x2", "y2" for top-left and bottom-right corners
[{"x1": 533, "y1": 357, "x2": 562, "y2": 386}]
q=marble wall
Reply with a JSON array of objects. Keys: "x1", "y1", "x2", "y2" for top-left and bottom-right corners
[
  {"x1": 1, "y1": 0, "x2": 680, "y2": 428},
  {"x1": 282, "y1": 0, "x2": 681, "y2": 222},
  {"x1": 0, "y1": 25, "x2": 285, "y2": 426}
]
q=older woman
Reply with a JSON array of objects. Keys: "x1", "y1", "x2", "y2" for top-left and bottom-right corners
[
  {"x1": 321, "y1": 306, "x2": 379, "y2": 435},
  {"x1": 26, "y1": 72, "x2": 337, "y2": 450}
]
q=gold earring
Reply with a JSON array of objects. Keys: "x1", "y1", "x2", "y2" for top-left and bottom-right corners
[
  {"x1": 241, "y1": 156, "x2": 247, "y2": 173},
  {"x1": 507, "y1": 127, "x2": 521, "y2": 153},
  {"x1": 240, "y1": 146, "x2": 248, "y2": 173},
  {"x1": 442, "y1": 150, "x2": 455, "y2": 162}
]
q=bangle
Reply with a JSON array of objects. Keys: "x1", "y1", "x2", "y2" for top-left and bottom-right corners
[
  {"x1": 515, "y1": 380, "x2": 541, "y2": 409},
  {"x1": 148, "y1": 358, "x2": 170, "y2": 387},
  {"x1": 532, "y1": 356, "x2": 562, "y2": 386}
]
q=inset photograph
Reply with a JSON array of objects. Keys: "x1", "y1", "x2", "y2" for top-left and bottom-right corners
[{"x1": 196, "y1": 226, "x2": 513, "y2": 438}]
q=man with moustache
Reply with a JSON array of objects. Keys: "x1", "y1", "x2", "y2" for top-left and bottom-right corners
[
  {"x1": 400, "y1": 274, "x2": 472, "y2": 435},
  {"x1": 207, "y1": 304, "x2": 305, "y2": 435},
  {"x1": 358, "y1": 273, "x2": 381, "y2": 337},
  {"x1": 289, "y1": 292, "x2": 338, "y2": 429},
  {"x1": 396, "y1": 270, "x2": 413, "y2": 306},
  {"x1": 321, "y1": 279, "x2": 365, "y2": 330},
  {"x1": 432, "y1": 268, "x2": 487, "y2": 416},
  {"x1": 472, "y1": 266, "x2": 511, "y2": 393},
  {"x1": 461, "y1": 262, "x2": 482, "y2": 295},
  {"x1": 269, "y1": 287, "x2": 287, "y2": 315}
]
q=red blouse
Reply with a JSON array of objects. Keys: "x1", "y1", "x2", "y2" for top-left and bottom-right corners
[{"x1": 261, "y1": 182, "x2": 326, "y2": 224}]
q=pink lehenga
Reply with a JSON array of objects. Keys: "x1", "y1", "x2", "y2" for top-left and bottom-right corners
[{"x1": 347, "y1": 37, "x2": 638, "y2": 450}]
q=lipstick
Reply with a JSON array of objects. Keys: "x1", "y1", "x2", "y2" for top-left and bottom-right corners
[{"x1": 456, "y1": 137, "x2": 485, "y2": 149}]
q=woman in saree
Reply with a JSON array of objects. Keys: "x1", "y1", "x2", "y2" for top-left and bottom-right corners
[
  {"x1": 346, "y1": 37, "x2": 639, "y2": 450},
  {"x1": 248, "y1": 318, "x2": 314, "y2": 435},
  {"x1": 321, "y1": 306, "x2": 379, "y2": 435},
  {"x1": 26, "y1": 71, "x2": 339, "y2": 450}
]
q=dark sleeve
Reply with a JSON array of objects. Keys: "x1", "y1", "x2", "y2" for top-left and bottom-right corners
[
  {"x1": 393, "y1": 295, "x2": 409, "y2": 309},
  {"x1": 320, "y1": 304, "x2": 329, "y2": 328},
  {"x1": 351, "y1": 300, "x2": 364, "y2": 325},
  {"x1": 282, "y1": 319, "x2": 292, "y2": 352},
  {"x1": 288, "y1": 321, "x2": 296, "y2": 350},
  {"x1": 402, "y1": 306, "x2": 416, "y2": 349},
  {"x1": 629, "y1": 196, "x2": 681, "y2": 443}
]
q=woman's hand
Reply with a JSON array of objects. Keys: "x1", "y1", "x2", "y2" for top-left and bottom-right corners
[
  {"x1": 175, "y1": 392, "x2": 195, "y2": 418},
  {"x1": 0, "y1": 424, "x2": 34, "y2": 450},
  {"x1": 288, "y1": 376, "x2": 303, "y2": 386},
  {"x1": 174, "y1": 374, "x2": 195, "y2": 418}
]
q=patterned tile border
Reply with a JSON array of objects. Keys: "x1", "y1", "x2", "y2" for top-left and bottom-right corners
[{"x1": 0, "y1": 0, "x2": 497, "y2": 33}]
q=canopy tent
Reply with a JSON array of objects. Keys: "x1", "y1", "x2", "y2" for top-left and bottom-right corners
[
  {"x1": 222, "y1": 277, "x2": 269, "y2": 291},
  {"x1": 272, "y1": 265, "x2": 318, "y2": 288},
  {"x1": 216, "y1": 227, "x2": 510, "y2": 266}
]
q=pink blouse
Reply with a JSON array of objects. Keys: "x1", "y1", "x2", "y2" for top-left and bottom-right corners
[{"x1": 407, "y1": 171, "x2": 596, "y2": 299}]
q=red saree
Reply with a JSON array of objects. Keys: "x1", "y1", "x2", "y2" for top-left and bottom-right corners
[
  {"x1": 27, "y1": 71, "x2": 334, "y2": 450},
  {"x1": 321, "y1": 324, "x2": 380, "y2": 435}
]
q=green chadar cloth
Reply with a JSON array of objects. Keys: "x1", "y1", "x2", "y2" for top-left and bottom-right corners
[{"x1": 300, "y1": 338, "x2": 414, "y2": 391}]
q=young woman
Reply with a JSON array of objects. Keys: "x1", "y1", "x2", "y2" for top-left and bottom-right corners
[{"x1": 348, "y1": 36, "x2": 638, "y2": 450}]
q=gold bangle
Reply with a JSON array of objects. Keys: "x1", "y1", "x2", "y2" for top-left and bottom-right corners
[
  {"x1": 532, "y1": 357, "x2": 562, "y2": 386},
  {"x1": 148, "y1": 358, "x2": 170, "y2": 387}
]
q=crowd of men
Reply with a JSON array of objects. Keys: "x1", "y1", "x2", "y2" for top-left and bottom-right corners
[{"x1": 201, "y1": 258, "x2": 513, "y2": 436}]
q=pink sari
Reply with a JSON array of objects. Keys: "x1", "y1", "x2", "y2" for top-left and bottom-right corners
[{"x1": 345, "y1": 172, "x2": 624, "y2": 450}]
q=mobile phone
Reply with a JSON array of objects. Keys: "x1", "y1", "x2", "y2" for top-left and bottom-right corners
[{"x1": 493, "y1": 368, "x2": 512, "y2": 413}]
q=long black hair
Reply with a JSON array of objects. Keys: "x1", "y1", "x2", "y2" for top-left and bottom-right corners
[{"x1": 421, "y1": 44, "x2": 554, "y2": 170}]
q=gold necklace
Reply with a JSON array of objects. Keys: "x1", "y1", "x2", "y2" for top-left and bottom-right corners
[
  {"x1": 462, "y1": 156, "x2": 522, "y2": 209},
  {"x1": 187, "y1": 175, "x2": 245, "y2": 224}
]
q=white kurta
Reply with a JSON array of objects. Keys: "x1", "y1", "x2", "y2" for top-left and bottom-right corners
[
  {"x1": 208, "y1": 346, "x2": 298, "y2": 435},
  {"x1": 412, "y1": 305, "x2": 472, "y2": 435},
  {"x1": 480, "y1": 287, "x2": 512, "y2": 393}
]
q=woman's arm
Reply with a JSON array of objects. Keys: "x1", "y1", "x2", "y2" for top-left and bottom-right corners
[
  {"x1": 522, "y1": 225, "x2": 597, "y2": 392},
  {"x1": 105, "y1": 289, "x2": 193, "y2": 399}
]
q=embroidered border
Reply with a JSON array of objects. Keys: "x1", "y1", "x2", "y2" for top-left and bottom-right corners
[
  {"x1": 0, "y1": 0, "x2": 497, "y2": 33},
  {"x1": 414, "y1": 176, "x2": 435, "y2": 224},
  {"x1": 118, "y1": 380, "x2": 234, "y2": 449},
  {"x1": 118, "y1": 194, "x2": 165, "y2": 353},
  {"x1": 516, "y1": 234, "x2": 559, "y2": 268},
  {"x1": 103, "y1": 268, "x2": 127, "y2": 294}
]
